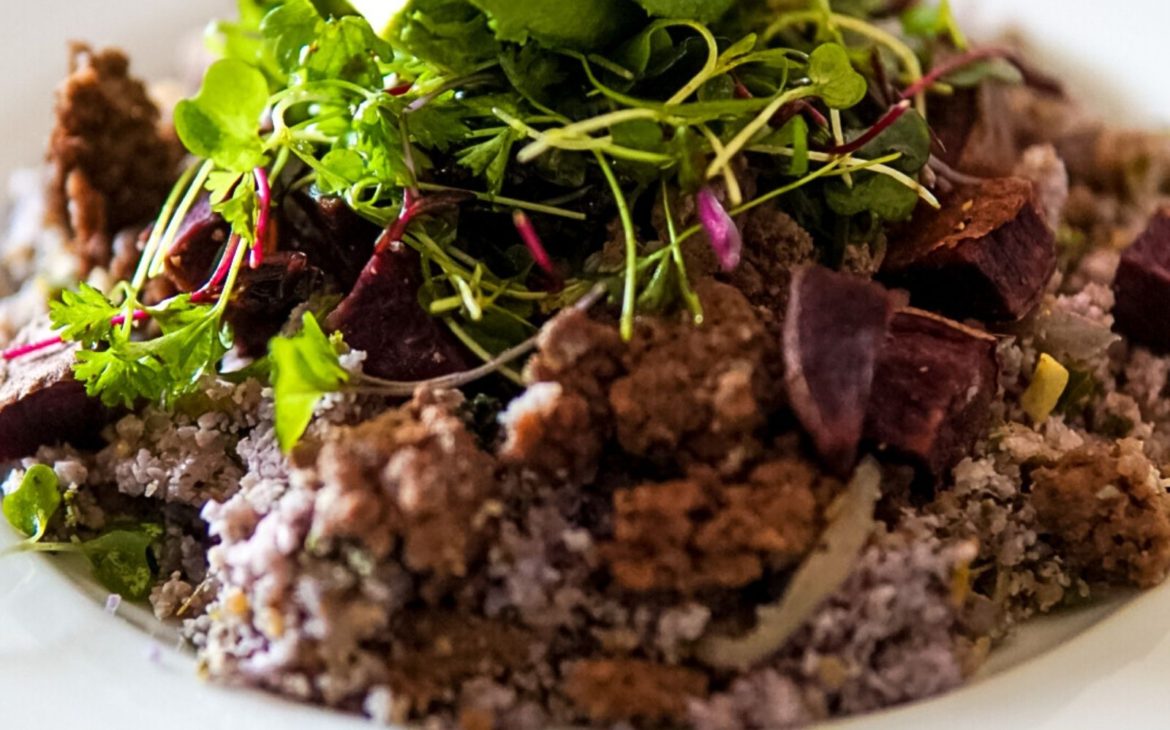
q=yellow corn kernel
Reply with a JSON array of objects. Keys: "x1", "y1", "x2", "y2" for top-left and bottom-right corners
[{"x1": 1021, "y1": 353, "x2": 1070, "y2": 423}]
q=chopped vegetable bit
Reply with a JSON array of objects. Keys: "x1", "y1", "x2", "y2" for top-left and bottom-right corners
[{"x1": 1021, "y1": 353, "x2": 1071, "y2": 424}]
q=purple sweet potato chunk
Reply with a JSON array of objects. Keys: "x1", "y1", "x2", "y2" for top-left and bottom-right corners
[
  {"x1": 864, "y1": 308, "x2": 998, "y2": 479},
  {"x1": 1114, "y1": 208, "x2": 1170, "y2": 353},
  {"x1": 0, "y1": 340, "x2": 107, "y2": 462},
  {"x1": 783, "y1": 266, "x2": 896, "y2": 473},
  {"x1": 326, "y1": 244, "x2": 470, "y2": 381},
  {"x1": 882, "y1": 177, "x2": 1056, "y2": 322}
]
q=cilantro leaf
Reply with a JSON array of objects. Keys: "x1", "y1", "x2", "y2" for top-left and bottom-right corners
[
  {"x1": 260, "y1": 0, "x2": 323, "y2": 76},
  {"x1": 71, "y1": 298, "x2": 232, "y2": 409},
  {"x1": 2, "y1": 465, "x2": 61, "y2": 541},
  {"x1": 409, "y1": 102, "x2": 472, "y2": 152},
  {"x1": 307, "y1": 15, "x2": 392, "y2": 86},
  {"x1": 808, "y1": 43, "x2": 867, "y2": 109},
  {"x1": 391, "y1": 0, "x2": 501, "y2": 73},
  {"x1": 208, "y1": 171, "x2": 259, "y2": 244},
  {"x1": 270, "y1": 312, "x2": 350, "y2": 452},
  {"x1": 175, "y1": 59, "x2": 271, "y2": 172},
  {"x1": 49, "y1": 284, "x2": 121, "y2": 348},
  {"x1": 469, "y1": 0, "x2": 643, "y2": 51},
  {"x1": 633, "y1": 0, "x2": 734, "y2": 23},
  {"x1": 457, "y1": 128, "x2": 519, "y2": 194},
  {"x1": 74, "y1": 349, "x2": 168, "y2": 409},
  {"x1": 316, "y1": 148, "x2": 368, "y2": 194}
]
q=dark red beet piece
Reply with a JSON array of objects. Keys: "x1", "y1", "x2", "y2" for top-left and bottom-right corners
[
  {"x1": 1114, "y1": 208, "x2": 1170, "y2": 354},
  {"x1": 882, "y1": 177, "x2": 1055, "y2": 322},
  {"x1": 326, "y1": 244, "x2": 470, "y2": 381},
  {"x1": 0, "y1": 341, "x2": 107, "y2": 461},
  {"x1": 228, "y1": 252, "x2": 326, "y2": 357},
  {"x1": 783, "y1": 266, "x2": 896, "y2": 473},
  {"x1": 279, "y1": 190, "x2": 381, "y2": 291},
  {"x1": 864, "y1": 308, "x2": 998, "y2": 479},
  {"x1": 163, "y1": 195, "x2": 231, "y2": 292}
]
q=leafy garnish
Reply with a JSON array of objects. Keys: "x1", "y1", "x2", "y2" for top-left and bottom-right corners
[
  {"x1": 807, "y1": 42, "x2": 868, "y2": 110},
  {"x1": 270, "y1": 312, "x2": 350, "y2": 452},
  {"x1": 469, "y1": 0, "x2": 641, "y2": 51},
  {"x1": 633, "y1": 0, "x2": 734, "y2": 23},
  {"x1": 49, "y1": 284, "x2": 122, "y2": 348},
  {"x1": 80, "y1": 526, "x2": 163, "y2": 601},
  {"x1": 175, "y1": 59, "x2": 270, "y2": 172},
  {"x1": 2, "y1": 465, "x2": 61, "y2": 541}
]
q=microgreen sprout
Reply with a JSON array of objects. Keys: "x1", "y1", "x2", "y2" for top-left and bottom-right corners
[{"x1": 513, "y1": 211, "x2": 555, "y2": 276}]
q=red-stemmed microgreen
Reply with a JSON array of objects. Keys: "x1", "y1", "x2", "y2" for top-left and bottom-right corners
[
  {"x1": 4, "y1": 310, "x2": 151, "y2": 361},
  {"x1": 512, "y1": 211, "x2": 555, "y2": 276},
  {"x1": 823, "y1": 100, "x2": 912, "y2": 156},
  {"x1": 250, "y1": 166, "x2": 272, "y2": 270},
  {"x1": 191, "y1": 234, "x2": 243, "y2": 304},
  {"x1": 899, "y1": 47, "x2": 1015, "y2": 101}
]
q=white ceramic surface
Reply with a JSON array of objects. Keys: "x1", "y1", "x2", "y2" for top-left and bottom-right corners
[{"x1": 1, "y1": 2, "x2": 1168, "y2": 728}]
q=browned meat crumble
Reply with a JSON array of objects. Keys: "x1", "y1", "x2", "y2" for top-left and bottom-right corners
[{"x1": 48, "y1": 44, "x2": 183, "y2": 274}]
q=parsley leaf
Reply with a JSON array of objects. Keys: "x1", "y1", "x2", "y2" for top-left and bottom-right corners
[
  {"x1": 270, "y1": 312, "x2": 350, "y2": 452},
  {"x1": 49, "y1": 284, "x2": 121, "y2": 348},
  {"x1": 457, "y1": 128, "x2": 520, "y2": 194}
]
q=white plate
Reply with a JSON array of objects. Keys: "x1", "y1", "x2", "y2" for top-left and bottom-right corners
[{"x1": 1, "y1": 2, "x2": 1169, "y2": 728}]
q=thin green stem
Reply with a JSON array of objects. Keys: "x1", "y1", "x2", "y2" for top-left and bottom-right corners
[{"x1": 595, "y1": 152, "x2": 638, "y2": 341}]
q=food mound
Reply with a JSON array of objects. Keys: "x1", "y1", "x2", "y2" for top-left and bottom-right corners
[{"x1": 1, "y1": 1, "x2": 1169, "y2": 728}]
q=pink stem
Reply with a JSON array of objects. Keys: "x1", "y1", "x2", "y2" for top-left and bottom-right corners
[
  {"x1": 772, "y1": 99, "x2": 829, "y2": 130},
  {"x1": 192, "y1": 234, "x2": 242, "y2": 304},
  {"x1": 250, "y1": 167, "x2": 272, "y2": 270},
  {"x1": 900, "y1": 47, "x2": 1011, "y2": 101},
  {"x1": 3, "y1": 337, "x2": 64, "y2": 361},
  {"x1": 513, "y1": 211, "x2": 555, "y2": 275},
  {"x1": 110, "y1": 310, "x2": 150, "y2": 327},
  {"x1": 823, "y1": 100, "x2": 911, "y2": 156},
  {"x1": 4, "y1": 310, "x2": 149, "y2": 361},
  {"x1": 375, "y1": 192, "x2": 472, "y2": 254}
]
